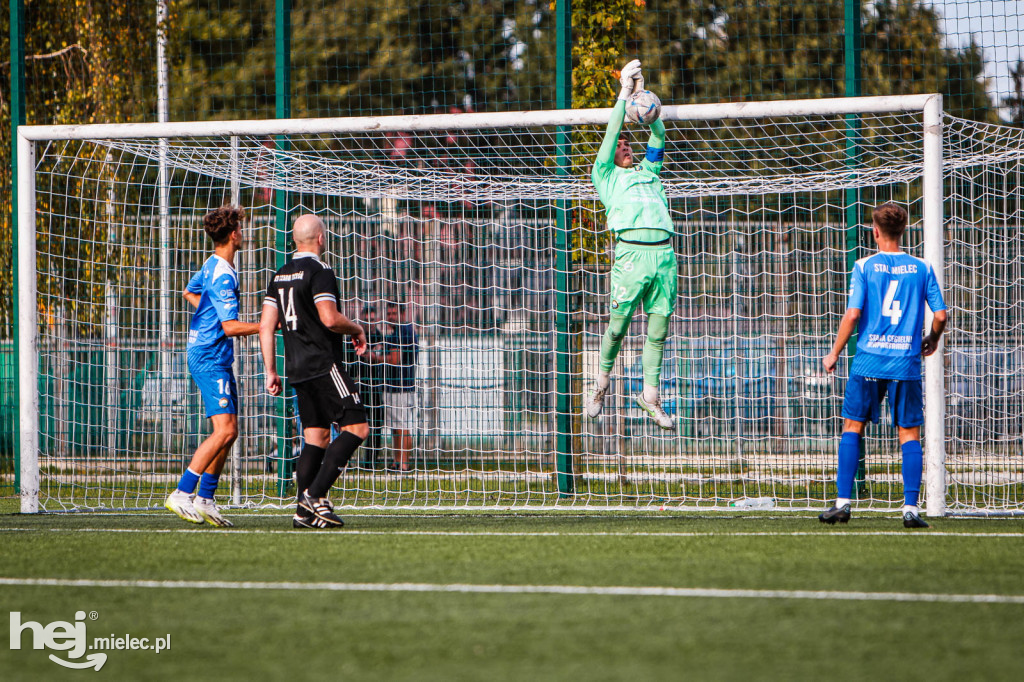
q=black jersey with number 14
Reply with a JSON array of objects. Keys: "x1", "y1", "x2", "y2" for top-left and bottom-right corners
[{"x1": 263, "y1": 252, "x2": 348, "y2": 384}]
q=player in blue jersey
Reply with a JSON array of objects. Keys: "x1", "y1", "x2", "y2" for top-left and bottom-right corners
[
  {"x1": 820, "y1": 203, "x2": 948, "y2": 528},
  {"x1": 165, "y1": 205, "x2": 260, "y2": 527}
]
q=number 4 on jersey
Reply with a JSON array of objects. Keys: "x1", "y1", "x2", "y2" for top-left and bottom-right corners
[{"x1": 882, "y1": 281, "x2": 902, "y2": 325}]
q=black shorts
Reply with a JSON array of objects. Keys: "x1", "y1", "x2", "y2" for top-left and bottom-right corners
[{"x1": 292, "y1": 364, "x2": 366, "y2": 430}]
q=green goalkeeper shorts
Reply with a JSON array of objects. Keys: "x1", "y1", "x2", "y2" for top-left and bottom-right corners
[{"x1": 608, "y1": 241, "x2": 677, "y2": 318}]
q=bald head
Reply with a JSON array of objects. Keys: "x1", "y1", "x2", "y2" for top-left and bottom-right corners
[{"x1": 293, "y1": 214, "x2": 325, "y2": 251}]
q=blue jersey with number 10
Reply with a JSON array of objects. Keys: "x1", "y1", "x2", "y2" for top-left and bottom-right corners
[
  {"x1": 186, "y1": 254, "x2": 239, "y2": 368},
  {"x1": 847, "y1": 251, "x2": 947, "y2": 380}
]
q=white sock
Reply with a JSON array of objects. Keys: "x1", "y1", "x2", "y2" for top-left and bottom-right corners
[
  {"x1": 903, "y1": 505, "x2": 919, "y2": 515},
  {"x1": 642, "y1": 385, "x2": 659, "y2": 403},
  {"x1": 596, "y1": 373, "x2": 610, "y2": 390},
  {"x1": 836, "y1": 498, "x2": 851, "y2": 508}
]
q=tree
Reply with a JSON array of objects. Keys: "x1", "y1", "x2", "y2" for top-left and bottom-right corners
[
  {"x1": 863, "y1": 0, "x2": 994, "y2": 121},
  {"x1": 630, "y1": 0, "x2": 995, "y2": 122},
  {"x1": 1, "y1": 0, "x2": 155, "y2": 337},
  {"x1": 168, "y1": 0, "x2": 558, "y2": 121},
  {"x1": 1003, "y1": 59, "x2": 1024, "y2": 126}
]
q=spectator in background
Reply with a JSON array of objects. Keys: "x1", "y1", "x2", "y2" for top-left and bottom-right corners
[
  {"x1": 384, "y1": 301, "x2": 419, "y2": 472},
  {"x1": 345, "y1": 304, "x2": 388, "y2": 470}
]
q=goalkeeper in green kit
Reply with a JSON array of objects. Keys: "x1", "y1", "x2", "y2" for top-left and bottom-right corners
[{"x1": 584, "y1": 59, "x2": 675, "y2": 430}]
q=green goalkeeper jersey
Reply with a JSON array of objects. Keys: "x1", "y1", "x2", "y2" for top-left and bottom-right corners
[{"x1": 591, "y1": 100, "x2": 672, "y2": 236}]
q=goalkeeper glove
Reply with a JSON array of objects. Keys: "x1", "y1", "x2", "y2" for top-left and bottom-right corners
[{"x1": 618, "y1": 59, "x2": 642, "y2": 101}]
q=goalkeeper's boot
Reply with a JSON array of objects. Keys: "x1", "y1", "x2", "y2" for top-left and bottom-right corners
[
  {"x1": 636, "y1": 394, "x2": 674, "y2": 430},
  {"x1": 299, "y1": 490, "x2": 345, "y2": 528},
  {"x1": 902, "y1": 510, "x2": 930, "y2": 529},
  {"x1": 164, "y1": 490, "x2": 204, "y2": 525},
  {"x1": 819, "y1": 503, "x2": 852, "y2": 525},
  {"x1": 193, "y1": 496, "x2": 234, "y2": 528},
  {"x1": 584, "y1": 384, "x2": 609, "y2": 419}
]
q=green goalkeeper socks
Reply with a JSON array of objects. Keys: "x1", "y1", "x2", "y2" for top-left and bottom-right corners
[
  {"x1": 598, "y1": 311, "x2": 631, "y2": 374},
  {"x1": 642, "y1": 313, "x2": 669, "y2": 389},
  {"x1": 599, "y1": 311, "x2": 669, "y2": 389}
]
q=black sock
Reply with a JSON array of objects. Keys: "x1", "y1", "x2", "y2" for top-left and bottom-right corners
[
  {"x1": 307, "y1": 432, "x2": 364, "y2": 499},
  {"x1": 295, "y1": 444, "x2": 326, "y2": 503}
]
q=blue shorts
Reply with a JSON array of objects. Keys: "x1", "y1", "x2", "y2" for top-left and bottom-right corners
[
  {"x1": 841, "y1": 374, "x2": 923, "y2": 428},
  {"x1": 188, "y1": 359, "x2": 237, "y2": 418}
]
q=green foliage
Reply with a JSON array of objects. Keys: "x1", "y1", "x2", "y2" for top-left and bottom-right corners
[
  {"x1": 1003, "y1": 60, "x2": 1024, "y2": 126},
  {"x1": 569, "y1": 0, "x2": 644, "y2": 108},
  {"x1": 566, "y1": 0, "x2": 645, "y2": 265},
  {"x1": 1, "y1": 0, "x2": 154, "y2": 338},
  {"x1": 633, "y1": 0, "x2": 995, "y2": 122},
  {"x1": 862, "y1": 0, "x2": 994, "y2": 121},
  {"x1": 169, "y1": 0, "x2": 557, "y2": 120}
]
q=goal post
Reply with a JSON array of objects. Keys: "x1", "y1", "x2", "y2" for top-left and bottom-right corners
[
  {"x1": 921, "y1": 95, "x2": 945, "y2": 517},
  {"x1": 17, "y1": 131, "x2": 38, "y2": 514},
  {"x1": 14, "y1": 93, "x2": 990, "y2": 515}
]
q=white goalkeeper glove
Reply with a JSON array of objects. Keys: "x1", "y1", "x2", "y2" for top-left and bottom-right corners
[{"x1": 618, "y1": 59, "x2": 642, "y2": 101}]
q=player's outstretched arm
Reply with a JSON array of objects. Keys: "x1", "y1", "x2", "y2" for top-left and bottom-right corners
[
  {"x1": 648, "y1": 117, "x2": 666, "y2": 149},
  {"x1": 922, "y1": 309, "x2": 948, "y2": 356},
  {"x1": 595, "y1": 60, "x2": 642, "y2": 166},
  {"x1": 642, "y1": 118, "x2": 667, "y2": 175},
  {"x1": 182, "y1": 289, "x2": 201, "y2": 309},
  {"x1": 259, "y1": 303, "x2": 281, "y2": 396},
  {"x1": 823, "y1": 308, "x2": 861, "y2": 373}
]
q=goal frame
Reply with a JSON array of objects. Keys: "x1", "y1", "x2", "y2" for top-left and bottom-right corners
[{"x1": 15, "y1": 93, "x2": 946, "y2": 514}]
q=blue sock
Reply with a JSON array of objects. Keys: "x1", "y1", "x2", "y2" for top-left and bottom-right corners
[
  {"x1": 177, "y1": 468, "x2": 201, "y2": 495},
  {"x1": 902, "y1": 440, "x2": 923, "y2": 507},
  {"x1": 198, "y1": 472, "x2": 220, "y2": 500},
  {"x1": 836, "y1": 432, "x2": 861, "y2": 500}
]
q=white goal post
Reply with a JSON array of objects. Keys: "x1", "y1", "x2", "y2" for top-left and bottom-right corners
[{"x1": 13, "y1": 93, "x2": 974, "y2": 515}]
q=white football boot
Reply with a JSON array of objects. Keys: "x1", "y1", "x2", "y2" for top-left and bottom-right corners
[
  {"x1": 164, "y1": 490, "x2": 204, "y2": 524},
  {"x1": 193, "y1": 496, "x2": 234, "y2": 528},
  {"x1": 636, "y1": 394, "x2": 674, "y2": 431},
  {"x1": 584, "y1": 384, "x2": 609, "y2": 419}
]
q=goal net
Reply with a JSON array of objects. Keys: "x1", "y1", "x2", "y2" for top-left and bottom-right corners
[{"x1": 16, "y1": 95, "x2": 1024, "y2": 513}]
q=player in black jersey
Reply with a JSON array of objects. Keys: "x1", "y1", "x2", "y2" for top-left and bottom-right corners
[{"x1": 259, "y1": 214, "x2": 369, "y2": 529}]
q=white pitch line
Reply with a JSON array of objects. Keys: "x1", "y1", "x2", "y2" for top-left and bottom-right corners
[
  {"x1": 0, "y1": 577, "x2": 1022, "y2": 605},
  {"x1": 1, "y1": 528, "x2": 1024, "y2": 538}
]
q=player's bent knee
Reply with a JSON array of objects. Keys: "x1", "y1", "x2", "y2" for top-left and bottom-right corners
[
  {"x1": 842, "y1": 418, "x2": 866, "y2": 435},
  {"x1": 211, "y1": 415, "x2": 239, "y2": 444},
  {"x1": 898, "y1": 426, "x2": 921, "y2": 444},
  {"x1": 647, "y1": 313, "x2": 669, "y2": 341},
  {"x1": 342, "y1": 422, "x2": 370, "y2": 440},
  {"x1": 605, "y1": 312, "x2": 630, "y2": 342}
]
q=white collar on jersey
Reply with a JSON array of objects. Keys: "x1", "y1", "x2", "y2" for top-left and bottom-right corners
[
  {"x1": 211, "y1": 253, "x2": 237, "y2": 275},
  {"x1": 293, "y1": 251, "x2": 318, "y2": 259}
]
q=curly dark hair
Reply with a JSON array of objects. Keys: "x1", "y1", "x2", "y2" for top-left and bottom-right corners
[{"x1": 203, "y1": 205, "x2": 245, "y2": 245}]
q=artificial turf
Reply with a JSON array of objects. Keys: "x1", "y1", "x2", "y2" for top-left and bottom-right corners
[{"x1": 1, "y1": 511, "x2": 1022, "y2": 681}]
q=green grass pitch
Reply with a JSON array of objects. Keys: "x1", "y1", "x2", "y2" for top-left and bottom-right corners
[{"x1": 1, "y1": 510, "x2": 1023, "y2": 681}]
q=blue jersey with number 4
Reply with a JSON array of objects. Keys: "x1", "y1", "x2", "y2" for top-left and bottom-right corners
[
  {"x1": 847, "y1": 251, "x2": 946, "y2": 380},
  {"x1": 186, "y1": 254, "x2": 239, "y2": 368}
]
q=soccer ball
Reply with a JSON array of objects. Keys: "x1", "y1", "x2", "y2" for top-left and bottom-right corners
[{"x1": 625, "y1": 90, "x2": 662, "y2": 125}]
